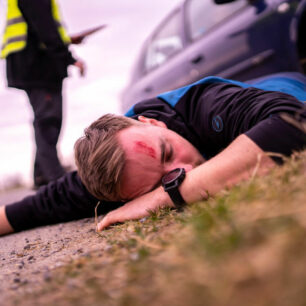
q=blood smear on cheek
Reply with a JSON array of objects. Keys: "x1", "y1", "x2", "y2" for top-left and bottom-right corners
[{"x1": 134, "y1": 141, "x2": 156, "y2": 159}]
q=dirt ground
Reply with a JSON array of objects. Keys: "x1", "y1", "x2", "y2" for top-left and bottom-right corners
[{"x1": 0, "y1": 190, "x2": 102, "y2": 305}]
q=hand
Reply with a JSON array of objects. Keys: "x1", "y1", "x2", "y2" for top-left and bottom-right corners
[
  {"x1": 97, "y1": 203, "x2": 150, "y2": 231},
  {"x1": 97, "y1": 210, "x2": 122, "y2": 231},
  {"x1": 73, "y1": 60, "x2": 86, "y2": 77},
  {"x1": 70, "y1": 34, "x2": 85, "y2": 45},
  {"x1": 97, "y1": 187, "x2": 171, "y2": 231}
]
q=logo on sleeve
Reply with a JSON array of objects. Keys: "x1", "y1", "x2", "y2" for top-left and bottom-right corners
[{"x1": 212, "y1": 115, "x2": 223, "y2": 132}]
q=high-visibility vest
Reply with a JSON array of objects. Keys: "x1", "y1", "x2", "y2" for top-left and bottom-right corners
[{"x1": 1, "y1": 0, "x2": 71, "y2": 58}]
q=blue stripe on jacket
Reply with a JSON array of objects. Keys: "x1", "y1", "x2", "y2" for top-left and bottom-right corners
[{"x1": 125, "y1": 73, "x2": 306, "y2": 116}]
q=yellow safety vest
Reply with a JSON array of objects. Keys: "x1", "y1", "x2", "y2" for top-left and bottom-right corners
[{"x1": 1, "y1": 0, "x2": 71, "y2": 58}]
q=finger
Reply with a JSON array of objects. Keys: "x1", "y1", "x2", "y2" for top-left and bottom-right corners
[
  {"x1": 97, "y1": 220, "x2": 107, "y2": 231},
  {"x1": 97, "y1": 217, "x2": 111, "y2": 231},
  {"x1": 80, "y1": 64, "x2": 86, "y2": 77}
]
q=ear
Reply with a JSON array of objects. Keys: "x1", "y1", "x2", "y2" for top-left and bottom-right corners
[{"x1": 138, "y1": 116, "x2": 167, "y2": 128}]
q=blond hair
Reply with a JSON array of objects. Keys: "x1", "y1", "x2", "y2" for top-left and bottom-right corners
[{"x1": 74, "y1": 114, "x2": 137, "y2": 201}]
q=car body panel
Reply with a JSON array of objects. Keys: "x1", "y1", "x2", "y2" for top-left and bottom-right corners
[{"x1": 121, "y1": 0, "x2": 305, "y2": 112}]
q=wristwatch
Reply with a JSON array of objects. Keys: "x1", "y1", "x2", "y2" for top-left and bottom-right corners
[{"x1": 161, "y1": 168, "x2": 186, "y2": 208}]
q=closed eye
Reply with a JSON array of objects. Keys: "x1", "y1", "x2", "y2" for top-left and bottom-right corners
[
  {"x1": 160, "y1": 139, "x2": 166, "y2": 164},
  {"x1": 160, "y1": 138, "x2": 173, "y2": 165},
  {"x1": 165, "y1": 143, "x2": 173, "y2": 162}
]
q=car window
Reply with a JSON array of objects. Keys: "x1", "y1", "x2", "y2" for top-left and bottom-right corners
[
  {"x1": 145, "y1": 9, "x2": 183, "y2": 72},
  {"x1": 186, "y1": 0, "x2": 246, "y2": 41}
]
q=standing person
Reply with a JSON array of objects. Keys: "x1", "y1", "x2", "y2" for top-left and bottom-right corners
[{"x1": 1, "y1": 0, "x2": 85, "y2": 188}]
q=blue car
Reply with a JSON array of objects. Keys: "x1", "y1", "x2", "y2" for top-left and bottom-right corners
[{"x1": 121, "y1": 0, "x2": 306, "y2": 112}]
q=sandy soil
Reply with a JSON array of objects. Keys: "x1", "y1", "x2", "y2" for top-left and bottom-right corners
[{"x1": 0, "y1": 194, "x2": 103, "y2": 305}]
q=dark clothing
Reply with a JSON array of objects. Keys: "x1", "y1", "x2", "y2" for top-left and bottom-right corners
[
  {"x1": 5, "y1": 78, "x2": 306, "y2": 232},
  {"x1": 135, "y1": 82, "x2": 305, "y2": 162},
  {"x1": 6, "y1": 172, "x2": 123, "y2": 232},
  {"x1": 6, "y1": 0, "x2": 75, "y2": 185},
  {"x1": 26, "y1": 87, "x2": 65, "y2": 183},
  {"x1": 6, "y1": 0, "x2": 75, "y2": 89}
]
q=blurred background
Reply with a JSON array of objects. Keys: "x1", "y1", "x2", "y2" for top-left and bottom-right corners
[{"x1": 0, "y1": 0, "x2": 181, "y2": 189}]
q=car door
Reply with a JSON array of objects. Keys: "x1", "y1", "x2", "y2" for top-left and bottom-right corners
[{"x1": 182, "y1": 0, "x2": 290, "y2": 82}]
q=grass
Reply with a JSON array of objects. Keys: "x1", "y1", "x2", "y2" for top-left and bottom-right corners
[{"x1": 13, "y1": 151, "x2": 306, "y2": 306}]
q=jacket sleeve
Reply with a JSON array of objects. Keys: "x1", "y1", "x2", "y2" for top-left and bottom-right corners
[
  {"x1": 5, "y1": 172, "x2": 123, "y2": 232},
  {"x1": 18, "y1": 0, "x2": 76, "y2": 65}
]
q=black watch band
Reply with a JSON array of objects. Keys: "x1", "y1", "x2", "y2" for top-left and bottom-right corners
[
  {"x1": 166, "y1": 187, "x2": 186, "y2": 208},
  {"x1": 162, "y1": 168, "x2": 186, "y2": 208}
]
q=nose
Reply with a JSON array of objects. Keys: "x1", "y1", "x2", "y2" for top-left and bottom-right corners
[{"x1": 164, "y1": 163, "x2": 193, "y2": 174}]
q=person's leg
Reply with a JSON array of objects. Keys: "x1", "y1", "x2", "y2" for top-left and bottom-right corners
[{"x1": 25, "y1": 86, "x2": 65, "y2": 186}]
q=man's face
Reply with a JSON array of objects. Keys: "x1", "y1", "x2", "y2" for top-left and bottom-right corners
[{"x1": 117, "y1": 117, "x2": 205, "y2": 200}]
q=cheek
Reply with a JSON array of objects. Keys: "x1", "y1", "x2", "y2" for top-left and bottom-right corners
[
  {"x1": 176, "y1": 144, "x2": 201, "y2": 165},
  {"x1": 177, "y1": 146, "x2": 193, "y2": 161}
]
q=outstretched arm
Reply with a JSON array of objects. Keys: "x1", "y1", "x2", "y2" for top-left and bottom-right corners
[
  {"x1": 98, "y1": 134, "x2": 276, "y2": 230},
  {"x1": 1, "y1": 171, "x2": 123, "y2": 235}
]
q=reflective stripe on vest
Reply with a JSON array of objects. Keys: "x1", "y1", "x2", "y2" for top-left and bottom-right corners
[
  {"x1": 1, "y1": 0, "x2": 71, "y2": 58},
  {"x1": 50, "y1": 0, "x2": 71, "y2": 45}
]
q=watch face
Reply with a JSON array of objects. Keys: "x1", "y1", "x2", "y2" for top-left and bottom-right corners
[{"x1": 162, "y1": 168, "x2": 182, "y2": 184}]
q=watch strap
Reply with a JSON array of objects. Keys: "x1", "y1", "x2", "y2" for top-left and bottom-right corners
[
  {"x1": 162, "y1": 168, "x2": 186, "y2": 209},
  {"x1": 167, "y1": 188, "x2": 186, "y2": 209}
]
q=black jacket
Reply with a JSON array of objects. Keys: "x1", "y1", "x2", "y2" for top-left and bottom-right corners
[{"x1": 6, "y1": 0, "x2": 75, "y2": 90}]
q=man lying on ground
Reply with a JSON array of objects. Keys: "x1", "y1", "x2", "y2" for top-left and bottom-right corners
[{"x1": 0, "y1": 72, "x2": 305, "y2": 236}]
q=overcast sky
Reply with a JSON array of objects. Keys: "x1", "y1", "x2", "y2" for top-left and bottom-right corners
[{"x1": 0, "y1": 0, "x2": 182, "y2": 187}]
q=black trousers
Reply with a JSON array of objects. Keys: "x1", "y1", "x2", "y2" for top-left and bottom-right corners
[{"x1": 25, "y1": 87, "x2": 65, "y2": 185}]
